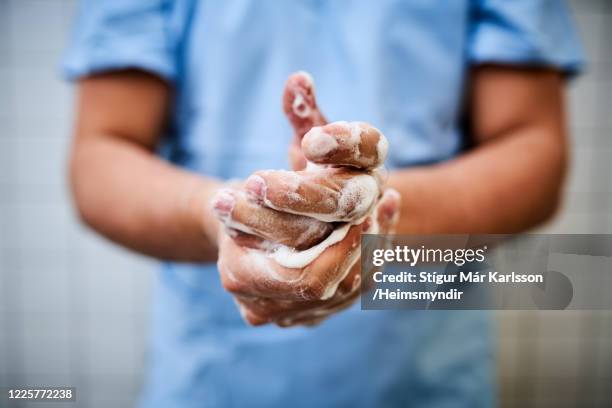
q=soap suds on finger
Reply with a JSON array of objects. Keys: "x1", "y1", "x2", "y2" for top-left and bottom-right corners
[
  {"x1": 266, "y1": 222, "x2": 361, "y2": 300},
  {"x1": 250, "y1": 168, "x2": 380, "y2": 223},
  {"x1": 292, "y1": 92, "x2": 312, "y2": 118},
  {"x1": 270, "y1": 223, "x2": 351, "y2": 269},
  {"x1": 319, "y1": 252, "x2": 360, "y2": 300},
  {"x1": 285, "y1": 71, "x2": 319, "y2": 123},
  {"x1": 302, "y1": 121, "x2": 387, "y2": 169},
  {"x1": 302, "y1": 126, "x2": 338, "y2": 158},
  {"x1": 212, "y1": 188, "x2": 236, "y2": 223},
  {"x1": 262, "y1": 173, "x2": 380, "y2": 223},
  {"x1": 223, "y1": 76, "x2": 395, "y2": 303},
  {"x1": 214, "y1": 187, "x2": 334, "y2": 250},
  {"x1": 349, "y1": 122, "x2": 363, "y2": 159},
  {"x1": 336, "y1": 174, "x2": 379, "y2": 222},
  {"x1": 376, "y1": 134, "x2": 389, "y2": 163}
]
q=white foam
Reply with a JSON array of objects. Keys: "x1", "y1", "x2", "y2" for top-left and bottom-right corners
[
  {"x1": 267, "y1": 214, "x2": 372, "y2": 299},
  {"x1": 267, "y1": 199, "x2": 380, "y2": 297},
  {"x1": 272, "y1": 190, "x2": 387, "y2": 297},
  {"x1": 292, "y1": 92, "x2": 312, "y2": 118},
  {"x1": 303, "y1": 127, "x2": 338, "y2": 158},
  {"x1": 290, "y1": 71, "x2": 316, "y2": 119},
  {"x1": 225, "y1": 218, "x2": 256, "y2": 236},
  {"x1": 263, "y1": 173, "x2": 379, "y2": 223},
  {"x1": 376, "y1": 135, "x2": 389, "y2": 163},
  {"x1": 269, "y1": 223, "x2": 351, "y2": 269},
  {"x1": 232, "y1": 119, "x2": 390, "y2": 301},
  {"x1": 246, "y1": 248, "x2": 289, "y2": 282},
  {"x1": 221, "y1": 188, "x2": 331, "y2": 249},
  {"x1": 337, "y1": 174, "x2": 379, "y2": 221},
  {"x1": 305, "y1": 161, "x2": 326, "y2": 172},
  {"x1": 319, "y1": 250, "x2": 360, "y2": 299},
  {"x1": 349, "y1": 122, "x2": 362, "y2": 159}
]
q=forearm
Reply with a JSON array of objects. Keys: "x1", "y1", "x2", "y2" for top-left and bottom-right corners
[
  {"x1": 388, "y1": 124, "x2": 566, "y2": 234},
  {"x1": 70, "y1": 135, "x2": 222, "y2": 261}
]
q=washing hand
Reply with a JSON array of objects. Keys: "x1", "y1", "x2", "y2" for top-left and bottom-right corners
[{"x1": 212, "y1": 72, "x2": 400, "y2": 326}]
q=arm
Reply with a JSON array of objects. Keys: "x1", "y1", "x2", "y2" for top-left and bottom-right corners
[
  {"x1": 69, "y1": 71, "x2": 222, "y2": 261},
  {"x1": 388, "y1": 66, "x2": 568, "y2": 233}
]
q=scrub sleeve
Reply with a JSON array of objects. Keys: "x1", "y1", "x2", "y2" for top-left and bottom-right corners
[
  {"x1": 61, "y1": 0, "x2": 178, "y2": 83},
  {"x1": 467, "y1": 0, "x2": 585, "y2": 76}
]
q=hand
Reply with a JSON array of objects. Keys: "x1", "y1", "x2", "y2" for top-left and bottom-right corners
[
  {"x1": 212, "y1": 72, "x2": 400, "y2": 327},
  {"x1": 215, "y1": 188, "x2": 399, "y2": 326}
]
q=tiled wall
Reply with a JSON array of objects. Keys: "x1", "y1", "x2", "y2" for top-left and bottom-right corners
[
  {"x1": 0, "y1": 0, "x2": 610, "y2": 407},
  {"x1": 0, "y1": 1, "x2": 154, "y2": 406},
  {"x1": 498, "y1": 1, "x2": 612, "y2": 407}
]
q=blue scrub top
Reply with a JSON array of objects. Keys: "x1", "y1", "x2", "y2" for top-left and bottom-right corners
[{"x1": 63, "y1": 1, "x2": 583, "y2": 406}]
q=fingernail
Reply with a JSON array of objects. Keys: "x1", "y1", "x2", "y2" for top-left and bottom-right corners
[
  {"x1": 245, "y1": 175, "x2": 266, "y2": 204},
  {"x1": 303, "y1": 127, "x2": 337, "y2": 158},
  {"x1": 212, "y1": 189, "x2": 235, "y2": 221}
]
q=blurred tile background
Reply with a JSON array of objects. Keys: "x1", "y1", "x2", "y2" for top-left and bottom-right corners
[
  {"x1": 0, "y1": 0, "x2": 610, "y2": 407},
  {"x1": 499, "y1": 1, "x2": 612, "y2": 407},
  {"x1": 0, "y1": 2, "x2": 153, "y2": 406}
]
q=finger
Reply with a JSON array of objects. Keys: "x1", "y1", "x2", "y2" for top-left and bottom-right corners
[
  {"x1": 235, "y1": 295, "x2": 323, "y2": 324},
  {"x1": 336, "y1": 261, "x2": 361, "y2": 295},
  {"x1": 234, "y1": 298, "x2": 271, "y2": 326},
  {"x1": 375, "y1": 188, "x2": 401, "y2": 234},
  {"x1": 237, "y1": 281, "x2": 359, "y2": 328},
  {"x1": 232, "y1": 261, "x2": 361, "y2": 327},
  {"x1": 234, "y1": 264, "x2": 358, "y2": 323},
  {"x1": 283, "y1": 71, "x2": 327, "y2": 141},
  {"x1": 237, "y1": 295, "x2": 331, "y2": 328},
  {"x1": 218, "y1": 224, "x2": 362, "y2": 301},
  {"x1": 274, "y1": 289, "x2": 360, "y2": 327},
  {"x1": 212, "y1": 188, "x2": 333, "y2": 249},
  {"x1": 302, "y1": 122, "x2": 388, "y2": 170},
  {"x1": 288, "y1": 143, "x2": 308, "y2": 172},
  {"x1": 359, "y1": 189, "x2": 400, "y2": 236},
  {"x1": 226, "y1": 229, "x2": 267, "y2": 250},
  {"x1": 283, "y1": 72, "x2": 327, "y2": 171},
  {"x1": 356, "y1": 189, "x2": 401, "y2": 293},
  {"x1": 285, "y1": 316, "x2": 328, "y2": 328},
  {"x1": 245, "y1": 168, "x2": 381, "y2": 222}
]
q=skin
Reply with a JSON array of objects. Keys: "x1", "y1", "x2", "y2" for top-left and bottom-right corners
[
  {"x1": 387, "y1": 67, "x2": 568, "y2": 234},
  {"x1": 212, "y1": 188, "x2": 334, "y2": 250},
  {"x1": 213, "y1": 141, "x2": 399, "y2": 325},
  {"x1": 70, "y1": 71, "x2": 223, "y2": 261},
  {"x1": 69, "y1": 66, "x2": 568, "y2": 326}
]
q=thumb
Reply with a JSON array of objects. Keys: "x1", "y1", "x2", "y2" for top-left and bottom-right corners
[{"x1": 282, "y1": 71, "x2": 327, "y2": 170}]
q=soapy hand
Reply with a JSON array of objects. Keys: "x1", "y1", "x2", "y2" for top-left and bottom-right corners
[
  {"x1": 212, "y1": 72, "x2": 400, "y2": 326},
  {"x1": 215, "y1": 188, "x2": 399, "y2": 326}
]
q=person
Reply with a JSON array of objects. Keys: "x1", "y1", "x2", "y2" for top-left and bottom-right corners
[{"x1": 63, "y1": 0, "x2": 583, "y2": 406}]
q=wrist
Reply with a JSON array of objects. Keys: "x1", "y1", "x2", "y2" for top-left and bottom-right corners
[{"x1": 186, "y1": 178, "x2": 224, "y2": 250}]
